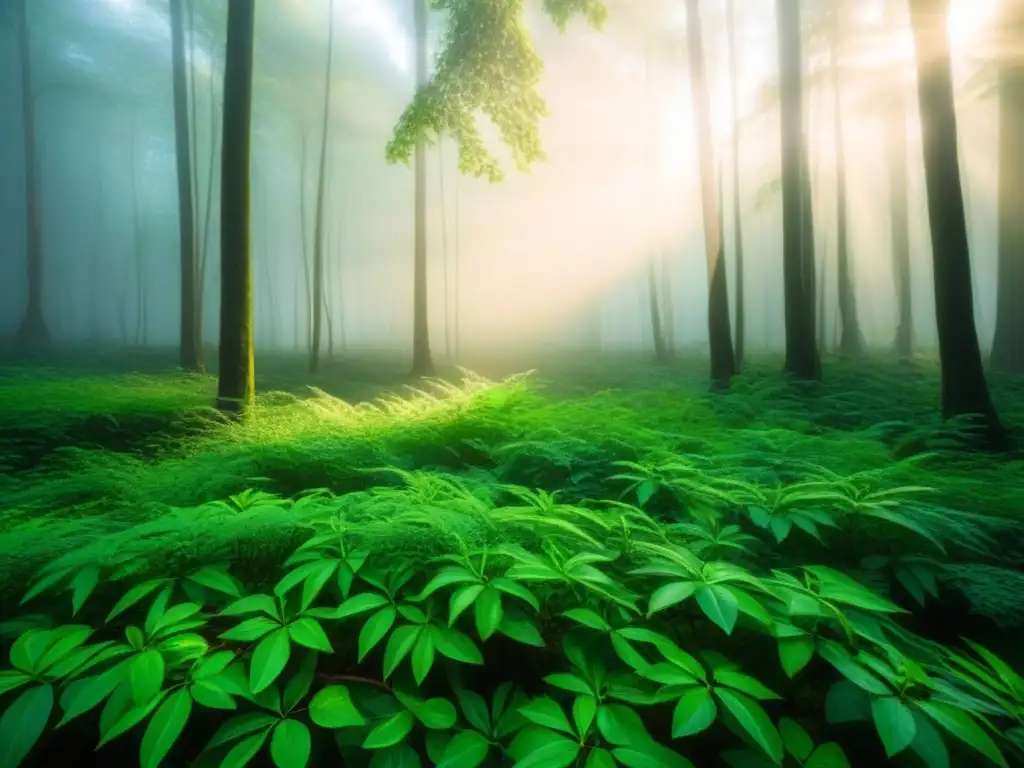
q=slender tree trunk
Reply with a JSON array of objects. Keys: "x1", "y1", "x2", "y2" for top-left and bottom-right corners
[
  {"x1": 14, "y1": 0, "x2": 48, "y2": 346},
  {"x1": 298, "y1": 129, "x2": 313, "y2": 349},
  {"x1": 726, "y1": 0, "x2": 745, "y2": 369},
  {"x1": 439, "y1": 142, "x2": 452, "y2": 358},
  {"x1": 411, "y1": 0, "x2": 434, "y2": 376},
  {"x1": 991, "y1": 2, "x2": 1024, "y2": 373},
  {"x1": 130, "y1": 113, "x2": 146, "y2": 346},
  {"x1": 660, "y1": 254, "x2": 675, "y2": 352},
  {"x1": 685, "y1": 0, "x2": 736, "y2": 388},
  {"x1": 198, "y1": 44, "x2": 221, "y2": 341},
  {"x1": 777, "y1": 0, "x2": 821, "y2": 379},
  {"x1": 831, "y1": 6, "x2": 863, "y2": 356},
  {"x1": 310, "y1": 0, "x2": 335, "y2": 374},
  {"x1": 647, "y1": 261, "x2": 667, "y2": 363},
  {"x1": 908, "y1": 0, "x2": 1008, "y2": 447},
  {"x1": 453, "y1": 161, "x2": 461, "y2": 360},
  {"x1": 170, "y1": 0, "x2": 202, "y2": 370},
  {"x1": 888, "y1": 88, "x2": 914, "y2": 358},
  {"x1": 216, "y1": 0, "x2": 256, "y2": 415}
]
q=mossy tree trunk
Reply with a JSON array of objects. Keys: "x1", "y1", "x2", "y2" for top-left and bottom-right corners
[
  {"x1": 991, "y1": 2, "x2": 1024, "y2": 374},
  {"x1": 685, "y1": 0, "x2": 736, "y2": 388},
  {"x1": 216, "y1": 0, "x2": 256, "y2": 415},
  {"x1": 908, "y1": 0, "x2": 1009, "y2": 448},
  {"x1": 14, "y1": 0, "x2": 48, "y2": 347},
  {"x1": 411, "y1": 0, "x2": 434, "y2": 376},
  {"x1": 170, "y1": 0, "x2": 203, "y2": 370},
  {"x1": 726, "y1": 0, "x2": 745, "y2": 369}
]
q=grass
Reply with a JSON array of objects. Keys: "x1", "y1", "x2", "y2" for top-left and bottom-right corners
[{"x1": 1, "y1": 349, "x2": 1023, "y2": 632}]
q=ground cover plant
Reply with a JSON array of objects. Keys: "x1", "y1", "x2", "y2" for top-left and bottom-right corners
[{"x1": 0, "y1": 351, "x2": 1023, "y2": 767}]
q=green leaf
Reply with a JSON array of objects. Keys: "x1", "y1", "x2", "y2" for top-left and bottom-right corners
[
  {"x1": 309, "y1": 686, "x2": 365, "y2": 729},
  {"x1": 572, "y1": 695, "x2": 597, "y2": 737},
  {"x1": 426, "y1": 730, "x2": 452, "y2": 765},
  {"x1": 98, "y1": 689, "x2": 167, "y2": 748},
  {"x1": 596, "y1": 703, "x2": 652, "y2": 746},
  {"x1": 871, "y1": 696, "x2": 916, "y2": 757},
  {"x1": 671, "y1": 687, "x2": 717, "y2": 738},
  {"x1": 432, "y1": 625, "x2": 484, "y2": 663},
  {"x1": 437, "y1": 730, "x2": 489, "y2": 768},
  {"x1": 151, "y1": 603, "x2": 202, "y2": 635},
  {"x1": 282, "y1": 652, "x2": 318, "y2": 714},
  {"x1": 287, "y1": 619, "x2": 333, "y2": 653},
  {"x1": 219, "y1": 617, "x2": 280, "y2": 643},
  {"x1": 190, "y1": 680, "x2": 237, "y2": 710},
  {"x1": 778, "y1": 636, "x2": 815, "y2": 678},
  {"x1": 450, "y1": 585, "x2": 485, "y2": 625},
  {"x1": 9, "y1": 630, "x2": 52, "y2": 674},
  {"x1": 491, "y1": 577, "x2": 541, "y2": 611},
  {"x1": 916, "y1": 700, "x2": 1008, "y2": 768},
  {"x1": 195, "y1": 651, "x2": 235, "y2": 680},
  {"x1": 188, "y1": 567, "x2": 241, "y2": 597},
  {"x1": 34, "y1": 627, "x2": 93, "y2": 673},
  {"x1": 359, "y1": 607, "x2": 397, "y2": 661},
  {"x1": 383, "y1": 625, "x2": 422, "y2": 679},
  {"x1": 544, "y1": 673, "x2": 593, "y2": 696},
  {"x1": 220, "y1": 730, "x2": 269, "y2": 768},
  {"x1": 402, "y1": 695, "x2": 458, "y2": 730},
  {"x1": 713, "y1": 670, "x2": 779, "y2": 701},
  {"x1": 411, "y1": 628, "x2": 435, "y2": 685},
  {"x1": 415, "y1": 566, "x2": 480, "y2": 601},
  {"x1": 329, "y1": 591, "x2": 391, "y2": 620},
  {"x1": 56, "y1": 663, "x2": 126, "y2": 726},
  {"x1": 300, "y1": 561, "x2": 339, "y2": 610},
  {"x1": 106, "y1": 580, "x2": 170, "y2": 623},
  {"x1": 612, "y1": 745, "x2": 696, "y2": 768},
  {"x1": 513, "y1": 735, "x2": 580, "y2": 768},
  {"x1": 474, "y1": 587, "x2": 503, "y2": 640},
  {"x1": 586, "y1": 748, "x2": 617, "y2": 768},
  {"x1": 368, "y1": 743, "x2": 421, "y2": 768},
  {"x1": 778, "y1": 717, "x2": 813, "y2": 762},
  {"x1": 803, "y1": 566, "x2": 906, "y2": 614},
  {"x1": 519, "y1": 697, "x2": 574, "y2": 735},
  {"x1": 648, "y1": 582, "x2": 698, "y2": 616},
  {"x1": 0, "y1": 684, "x2": 53, "y2": 768},
  {"x1": 363, "y1": 710, "x2": 416, "y2": 749},
  {"x1": 456, "y1": 688, "x2": 490, "y2": 732},
  {"x1": 805, "y1": 742, "x2": 851, "y2": 768},
  {"x1": 205, "y1": 712, "x2": 277, "y2": 748},
  {"x1": 70, "y1": 566, "x2": 101, "y2": 616},
  {"x1": 143, "y1": 586, "x2": 173, "y2": 636},
  {"x1": 250, "y1": 628, "x2": 291, "y2": 694},
  {"x1": 140, "y1": 688, "x2": 191, "y2": 768},
  {"x1": 823, "y1": 680, "x2": 871, "y2": 724},
  {"x1": 696, "y1": 584, "x2": 739, "y2": 635},
  {"x1": 714, "y1": 688, "x2": 783, "y2": 764},
  {"x1": 131, "y1": 650, "x2": 166, "y2": 707},
  {"x1": 909, "y1": 710, "x2": 950, "y2": 768},
  {"x1": 270, "y1": 720, "x2": 311, "y2": 768},
  {"x1": 563, "y1": 609, "x2": 610, "y2": 631},
  {"x1": 497, "y1": 612, "x2": 545, "y2": 647},
  {"x1": 0, "y1": 672, "x2": 31, "y2": 697},
  {"x1": 222, "y1": 595, "x2": 279, "y2": 620},
  {"x1": 818, "y1": 642, "x2": 890, "y2": 695}
]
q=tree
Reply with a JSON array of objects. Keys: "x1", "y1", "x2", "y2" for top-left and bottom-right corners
[
  {"x1": 14, "y1": 0, "x2": 48, "y2": 347},
  {"x1": 725, "y1": 0, "x2": 745, "y2": 368},
  {"x1": 777, "y1": 0, "x2": 820, "y2": 380},
  {"x1": 830, "y1": 3, "x2": 863, "y2": 356},
  {"x1": 685, "y1": 0, "x2": 736, "y2": 388},
  {"x1": 216, "y1": 0, "x2": 256, "y2": 414},
  {"x1": 888, "y1": 84, "x2": 914, "y2": 360},
  {"x1": 411, "y1": 0, "x2": 434, "y2": 376},
  {"x1": 170, "y1": 0, "x2": 203, "y2": 370},
  {"x1": 310, "y1": 0, "x2": 337, "y2": 375},
  {"x1": 908, "y1": 0, "x2": 1008, "y2": 447},
  {"x1": 990, "y1": 0, "x2": 1024, "y2": 374}
]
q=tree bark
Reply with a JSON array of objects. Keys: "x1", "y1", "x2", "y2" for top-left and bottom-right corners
[
  {"x1": 726, "y1": 0, "x2": 745, "y2": 369},
  {"x1": 411, "y1": 0, "x2": 434, "y2": 376},
  {"x1": 216, "y1": 0, "x2": 256, "y2": 415},
  {"x1": 685, "y1": 0, "x2": 736, "y2": 388},
  {"x1": 888, "y1": 90, "x2": 914, "y2": 359},
  {"x1": 310, "y1": 0, "x2": 336, "y2": 375},
  {"x1": 170, "y1": 0, "x2": 202, "y2": 370},
  {"x1": 990, "y1": 3, "x2": 1024, "y2": 374},
  {"x1": 908, "y1": 0, "x2": 1008, "y2": 447},
  {"x1": 647, "y1": 260, "x2": 667, "y2": 363},
  {"x1": 14, "y1": 0, "x2": 48, "y2": 346}
]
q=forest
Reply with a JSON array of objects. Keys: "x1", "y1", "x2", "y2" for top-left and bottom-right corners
[{"x1": 0, "y1": 0, "x2": 1023, "y2": 766}]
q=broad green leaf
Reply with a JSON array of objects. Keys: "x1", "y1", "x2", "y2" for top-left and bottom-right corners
[
  {"x1": 195, "y1": 651, "x2": 235, "y2": 680},
  {"x1": 778, "y1": 636, "x2": 815, "y2": 678},
  {"x1": 611, "y1": 745, "x2": 696, "y2": 768},
  {"x1": 0, "y1": 684, "x2": 53, "y2": 768},
  {"x1": 696, "y1": 585, "x2": 739, "y2": 635},
  {"x1": 572, "y1": 695, "x2": 597, "y2": 737},
  {"x1": 596, "y1": 703, "x2": 652, "y2": 746},
  {"x1": 221, "y1": 595, "x2": 280, "y2": 620},
  {"x1": 671, "y1": 687, "x2": 717, "y2": 738},
  {"x1": 309, "y1": 685, "x2": 365, "y2": 729},
  {"x1": 219, "y1": 617, "x2": 280, "y2": 643},
  {"x1": 586, "y1": 748, "x2": 617, "y2": 768},
  {"x1": 270, "y1": 720, "x2": 311, "y2": 768},
  {"x1": 359, "y1": 607, "x2": 398, "y2": 661},
  {"x1": 438, "y1": 730, "x2": 489, "y2": 768},
  {"x1": 474, "y1": 587, "x2": 503, "y2": 640},
  {"x1": 450, "y1": 585, "x2": 485, "y2": 625},
  {"x1": 778, "y1": 718, "x2": 813, "y2": 762},
  {"x1": 287, "y1": 619, "x2": 333, "y2": 653},
  {"x1": 909, "y1": 710, "x2": 950, "y2": 768},
  {"x1": 70, "y1": 566, "x2": 101, "y2": 616},
  {"x1": 9, "y1": 630, "x2": 53, "y2": 674},
  {"x1": 0, "y1": 672, "x2": 30, "y2": 697},
  {"x1": 300, "y1": 561, "x2": 339, "y2": 610},
  {"x1": 432, "y1": 625, "x2": 484, "y2": 663},
  {"x1": 803, "y1": 566, "x2": 906, "y2": 614},
  {"x1": 401, "y1": 695, "x2": 458, "y2": 730},
  {"x1": 190, "y1": 680, "x2": 236, "y2": 710},
  {"x1": 250, "y1": 628, "x2": 291, "y2": 694},
  {"x1": 98, "y1": 689, "x2": 167, "y2": 748},
  {"x1": 455, "y1": 688, "x2": 490, "y2": 733},
  {"x1": 188, "y1": 567, "x2": 241, "y2": 597},
  {"x1": 426, "y1": 730, "x2": 452, "y2": 765},
  {"x1": 107, "y1": 580, "x2": 170, "y2": 623},
  {"x1": 131, "y1": 650, "x2": 166, "y2": 707},
  {"x1": 140, "y1": 688, "x2": 192, "y2": 768},
  {"x1": 544, "y1": 673, "x2": 593, "y2": 696},
  {"x1": 490, "y1": 578, "x2": 540, "y2": 611},
  {"x1": 818, "y1": 642, "x2": 890, "y2": 695},
  {"x1": 513, "y1": 735, "x2": 580, "y2": 768},
  {"x1": 415, "y1": 567, "x2": 480, "y2": 601},
  {"x1": 714, "y1": 688, "x2": 783, "y2": 763},
  {"x1": 713, "y1": 670, "x2": 779, "y2": 701},
  {"x1": 34, "y1": 627, "x2": 93, "y2": 673},
  {"x1": 824, "y1": 680, "x2": 871, "y2": 724},
  {"x1": 805, "y1": 742, "x2": 851, "y2": 768},
  {"x1": 916, "y1": 700, "x2": 1008, "y2": 768},
  {"x1": 647, "y1": 582, "x2": 698, "y2": 616},
  {"x1": 871, "y1": 696, "x2": 916, "y2": 757},
  {"x1": 519, "y1": 697, "x2": 574, "y2": 735},
  {"x1": 497, "y1": 612, "x2": 545, "y2": 648},
  {"x1": 383, "y1": 626, "x2": 422, "y2": 679},
  {"x1": 368, "y1": 743, "x2": 421, "y2": 768},
  {"x1": 563, "y1": 609, "x2": 610, "y2": 632},
  {"x1": 220, "y1": 730, "x2": 269, "y2": 768},
  {"x1": 363, "y1": 710, "x2": 416, "y2": 749},
  {"x1": 411, "y1": 629, "x2": 435, "y2": 685},
  {"x1": 328, "y1": 592, "x2": 391, "y2": 620},
  {"x1": 206, "y1": 712, "x2": 277, "y2": 749},
  {"x1": 56, "y1": 663, "x2": 127, "y2": 726}
]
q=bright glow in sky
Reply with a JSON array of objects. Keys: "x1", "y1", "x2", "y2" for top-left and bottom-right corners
[{"x1": 335, "y1": 0, "x2": 411, "y2": 72}]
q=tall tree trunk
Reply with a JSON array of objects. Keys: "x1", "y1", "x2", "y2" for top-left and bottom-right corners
[
  {"x1": 216, "y1": 0, "x2": 256, "y2": 415},
  {"x1": 14, "y1": 0, "x2": 48, "y2": 346},
  {"x1": 130, "y1": 112, "x2": 147, "y2": 346},
  {"x1": 831, "y1": 6, "x2": 863, "y2": 356},
  {"x1": 908, "y1": 0, "x2": 1008, "y2": 447},
  {"x1": 685, "y1": 0, "x2": 736, "y2": 388},
  {"x1": 198, "y1": 42, "x2": 221, "y2": 341},
  {"x1": 170, "y1": 0, "x2": 202, "y2": 370},
  {"x1": 660, "y1": 254, "x2": 675, "y2": 352},
  {"x1": 888, "y1": 90, "x2": 913, "y2": 358},
  {"x1": 647, "y1": 260, "x2": 667, "y2": 363},
  {"x1": 439, "y1": 142, "x2": 452, "y2": 358},
  {"x1": 777, "y1": 0, "x2": 821, "y2": 380},
  {"x1": 453, "y1": 163, "x2": 461, "y2": 360},
  {"x1": 411, "y1": 0, "x2": 434, "y2": 376},
  {"x1": 990, "y1": 1, "x2": 1024, "y2": 374},
  {"x1": 726, "y1": 0, "x2": 745, "y2": 369},
  {"x1": 310, "y1": 0, "x2": 335, "y2": 374}
]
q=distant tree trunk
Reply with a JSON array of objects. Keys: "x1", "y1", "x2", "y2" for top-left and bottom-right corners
[
  {"x1": 216, "y1": 0, "x2": 256, "y2": 415},
  {"x1": 170, "y1": 0, "x2": 202, "y2": 370},
  {"x1": 14, "y1": 0, "x2": 48, "y2": 346},
  {"x1": 198, "y1": 43, "x2": 221, "y2": 338},
  {"x1": 831, "y1": 6, "x2": 863, "y2": 356},
  {"x1": 909, "y1": 0, "x2": 1008, "y2": 447},
  {"x1": 439, "y1": 142, "x2": 452, "y2": 358},
  {"x1": 800, "y1": 136, "x2": 818, "y2": 356},
  {"x1": 411, "y1": 0, "x2": 434, "y2": 376},
  {"x1": 991, "y1": 3, "x2": 1024, "y2": 374},
  {"x1": 777, "y1": 0, "x2": 821, "y2": 380},
  {"x1": 297, "y1": 129, "x2": 313, "y2": 349},
  {"x1": 647, "y1": 260, "x2": 667, "y2": 363},
  {"x1": 660, "y1": 254, "x2": 675, "y2": 352},
  {"x1": 453, "y1": 165, "x2": 461, "y2": 359},
  {"x1": 888, "y1": 90, "x2": 913, "y2": 358},
  {"x1": 685, "y1": 0, "x2": 736, "y2": 388},
  {"x1": 129, "y1": 113, "x2": 147, "y2": 346},
  {"x1": 310, "y1": 0, "x2": 335, "y2": 374},
  {"x1": 726, "y1": 0, "x2": 745, "y2": 369}
]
